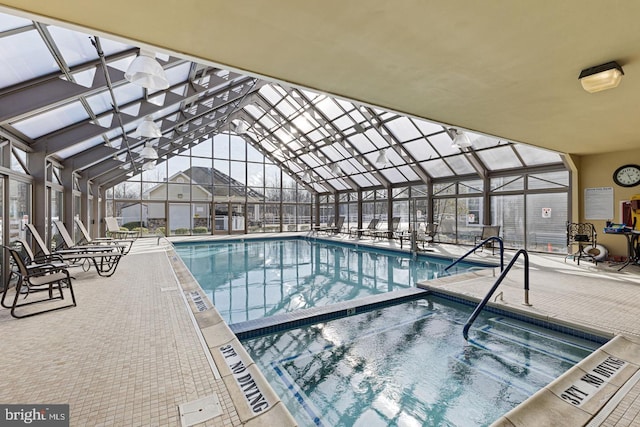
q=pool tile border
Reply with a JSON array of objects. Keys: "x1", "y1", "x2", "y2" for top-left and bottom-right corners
[{"x1": 230, "y1": 287, "x2": 428, "y2": 339}]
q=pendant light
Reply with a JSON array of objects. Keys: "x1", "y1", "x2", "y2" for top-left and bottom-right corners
[{"x1": 124, "y1": 50, "x2": 169, "y2": 90}]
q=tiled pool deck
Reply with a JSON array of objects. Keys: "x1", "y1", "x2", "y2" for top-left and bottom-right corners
[{"x1": 0, "y1": 232, "x2": 638, "y2": 426}]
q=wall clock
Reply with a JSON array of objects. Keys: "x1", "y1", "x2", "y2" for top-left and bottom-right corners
[{"x1": 613, "y1": 164, "x2": 640, "y2": 187}]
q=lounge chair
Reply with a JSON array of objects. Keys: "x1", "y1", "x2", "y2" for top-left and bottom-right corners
[
  {"x1": 56, "y1": 219, "x2": 133, "y2": 255},
  {"x1": 373, "y1": 217, "x2": 401, "y2": 240},
  {"x1": 1, "y1": 244, "x2": 76, "y2": 318},
  {"x1": 105, "y1": 217, "x2": 139, "y2": 240},
  {"x1": 327, "y1": 216, "x2": 345, "y2": 234},
  {"x1": 26, "y1": 224, "x2": 123, "y2": 277},
  {"x1": 349, "y1": 218, "x2": 380, "y2": 238},
  {"x1": 314, "y1": 216, "x2": 335, "y2": 234}
]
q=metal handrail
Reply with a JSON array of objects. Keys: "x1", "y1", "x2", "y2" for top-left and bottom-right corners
[
  {"x1": 462, "y1": 249, "x2": 531, "y2": 340},
  {"x1": 444, "y1": 236, "x2": 505, "y2": 273}
]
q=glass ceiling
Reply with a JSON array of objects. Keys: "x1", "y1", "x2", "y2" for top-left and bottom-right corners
[{"x1": 0, "y1": 11, "x2": 566, "y2": 194}]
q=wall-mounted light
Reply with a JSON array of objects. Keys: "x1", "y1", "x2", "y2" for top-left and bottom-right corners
[
  {"x1": 125, "y1": 50, "x2": 169, "y2": 90},
  {"x1": 579, "y1": 61, "x2": 624, "y2": 93}
]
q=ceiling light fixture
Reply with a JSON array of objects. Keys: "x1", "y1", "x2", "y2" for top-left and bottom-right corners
[
  {"x1": 579, "y1": 61, "x2": 624, "y2": 93},
  {"x1": 124, "y1": 50, "x2": 170, "y2": 90},
  {"x1": 303, "y1": 169, "x2": 312, "y2": 182},
  {"x1": 234, "y1": 120, "x2": 247, "y2": 135},
  {"x1": 136, "y1": 116, "x2": 162, "y2": 138},
  {"x1": 375, "y1": 149, "x2": 389, "y2": 167},
  {"x1": 142, "y1": 161, "x2": 156, "y2": 171},
  {"x1": 330, "y1": 163, "x2": 342, "y2": 175},
  {"x1": 140, "y1": 142, "x2": 159, "y2": 160},
  {"x1": 450, "y1": 128, "x2": 473, "y2": 148}
]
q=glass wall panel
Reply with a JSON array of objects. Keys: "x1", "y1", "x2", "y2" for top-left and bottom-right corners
[
  {"x1": 414, "y1": 198, "x2": 429, "y2": 231},
  {"x1": 116, "y1": 201, "x2": 142, "y2": 230},
  {"x1": 491, "y1": 195, "x2": 524, "y2": 248},
  {"x1": 456, "y1": 197, "x2": 483, "y2": 244},
  {"x1": 146, "y1": 202, "x2": 166, "y2": 236},
  {"x1": 283, "y1": 204, "x2": 297, "y2": 231},
  {"x1": 231, "y1": 204, "x2": 245, "y2": 232},
  {"x1": 169, "y1": 203, "x2": 191, "y2": 234},
  {"x1": 392, "y1": 201, "x2": 409, "y2": 231},
  {"x1": 264, "y1": 204, "x2": 280, "y2": 232},
  {"x1": 247, "y1": 203, "x2": 265, "y2": 233},
  {"x1": 433, "y1": 198, "x2": 456, "y2": 243},
  {"x1": 297, "y1": 203, "x2": 311, "y2": 231},
  {"x1": 113, "y1": 181, "x2": 141, "y2": 199},
  {"x1": 526, "y1": 193, "x2": 568, "y2": 252},
  {"x1": 8, "y1": 179, "x2": 29, "y2": 242},
  {"x1": 49, "y1": 189, "x2": 63, "y2": 248},
  {"x1": 192, "y1": 202, "x2": 211, "y2": 234}
]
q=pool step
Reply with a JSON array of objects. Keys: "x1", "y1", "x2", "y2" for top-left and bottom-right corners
[
  {"x1": 459, "y1": 316, "x2": 602, "y2": 392},
  {"x1": 474, "y1": 318, "x2": 595, "y2": 364}
]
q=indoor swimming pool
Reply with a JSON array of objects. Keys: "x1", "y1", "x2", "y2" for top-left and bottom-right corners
[
  {"x1": 174, "y1": 238, "x2": 487, "y2": 325},
  {"x1": 241, "y1": 295, "x2": 605, "y2": 427}
]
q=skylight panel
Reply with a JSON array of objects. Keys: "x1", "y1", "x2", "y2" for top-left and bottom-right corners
[
  {"x1": 430, "y1": 132, "x2": 459, "y2": 156},
  {"x1": 380, "y1": 168, "x2": 407, "y2": 183},
  {"x1": 163, "y1": 62, "x2": 191, "y2": 87},
  {"x1": 476, "y1": 146, "x2": 523, "y2": 170},
  {"x1": 365, "y1": 128, "x2": 389, "y2": 149},
  {"x1": 315, "y1": 98, "x2": 342, "y2": 120},
  {"x1": 402, "y1": 139, "x2": 439, "y2": 161},
  {"x1": 386, "y1": 117, "x2": 421, "y2": 142},
  {"x1": 259, "y1": 85, "x2": 282, "y2": 104},
  {"x1": 12, "y1": 101, "x2": 88, "y2": 139},
  {"x1": 0, "y1": 30, "x2": 58, "y2": 88},
  {"x1": 385, "y1": 148, "x2": 405, "y2": 166},
  {"x1": 413, "y1": 119, "x2": 445, "y2": 136},
  {"x1": 443, "y1": 154, "x2": 476, "y2": 175},
  {"x1": 50, "y1": 26, "x2": 132, "y2": 67},
  {"x1": 54, "y1": 136, "x2": 104, "y2": 159},
  {"x1": 420, "y1": 158, "x2": 454, "y2": 178},
  {"x1": 332, "y1": 115, "x2": 354, "y2": 131},
  {"x1": 398, "y1": 165, "x2": 420, "y2": 181},
  {"x1": 514, "y1": 144, "x2": 562, "y2": 165},
  {"x1": 348, "y1": 133, "x2": 376, "y2": 154},
  {"x1": 275, "y1": 99, "x2": 296, "y2": 117},
  {"x1": 0, "y1": 12, "x2": 32, "y2": 32}
]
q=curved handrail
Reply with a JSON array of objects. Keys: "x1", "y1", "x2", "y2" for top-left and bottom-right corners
[
  {"x1": 444, "y1": 236, "x2": 504, "y2": 272},
  {"x1": 462, "y1": 249, "x2": 530, "y2": 340}
]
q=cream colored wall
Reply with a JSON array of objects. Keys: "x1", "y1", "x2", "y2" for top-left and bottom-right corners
[{"x1": 577, "y1": 148, "x2": 640, "y2": 256}]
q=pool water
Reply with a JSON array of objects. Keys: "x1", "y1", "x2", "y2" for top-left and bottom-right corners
[
  {"x1": 242, "y1": 295, "x2": 602, "y2": 427},
  {"x1": 174, "y1": 239, "x2": 483, "y2": 325}
]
